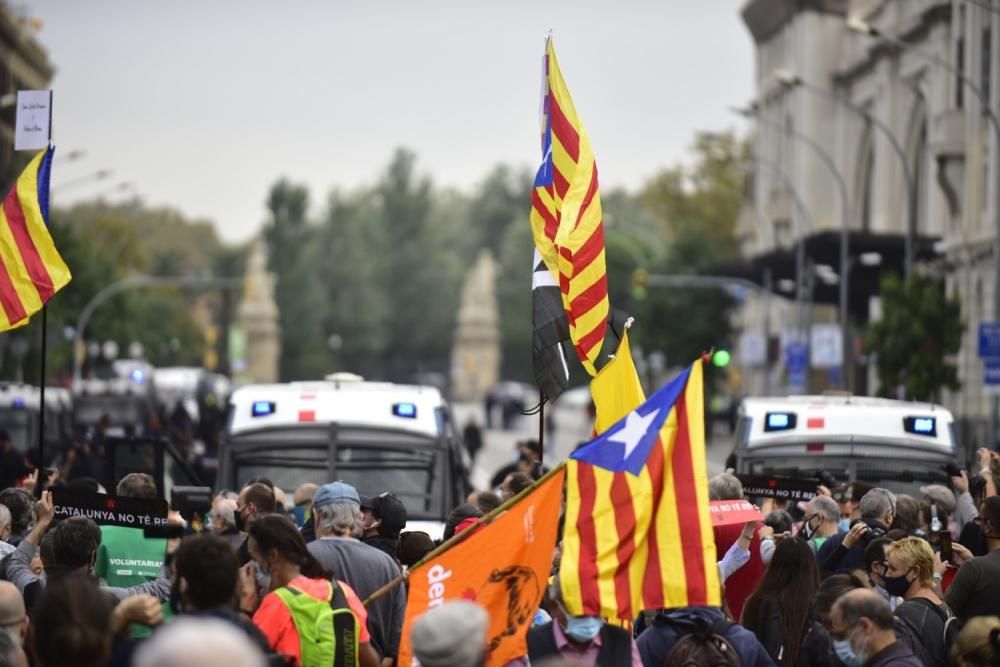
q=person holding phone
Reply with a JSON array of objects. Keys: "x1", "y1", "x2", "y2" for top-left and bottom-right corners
[{"x1": 945, "y1": 496, "x2": 1000, "y2": 622}]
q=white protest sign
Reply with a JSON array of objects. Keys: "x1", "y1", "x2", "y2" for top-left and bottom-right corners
[{"x1": 15, "y1": 90, "x2": 52, "y2": 151}]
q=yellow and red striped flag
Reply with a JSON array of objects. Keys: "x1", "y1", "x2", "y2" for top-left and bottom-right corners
[
  {"x1": 560, "y1": 359, "x2": 720, "y2": 620},
  {"x1": 0, "y1": 146, "x2": 70, "y2": 331},
  {"x1": 529, "y1": 36, "x2": 609, "y2": 377}
]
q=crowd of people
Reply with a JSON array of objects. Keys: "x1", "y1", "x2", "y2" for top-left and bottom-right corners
[{"x1": 0, "y1": 440, "x2": 998, "y2": 666}]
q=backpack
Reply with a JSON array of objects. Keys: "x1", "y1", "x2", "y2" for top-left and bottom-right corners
[
  {"x1": 663, "y1": 618, "x2": 742, "y2": 667},
  {"x1": 274, "y1": 580, "x2": 360, "y2": 667},
  {"x1": 895, "y1": 598, "x2": 961, "y2": 667}
]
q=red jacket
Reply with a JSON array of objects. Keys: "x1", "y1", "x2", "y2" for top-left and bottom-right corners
[{"x1": 715, "y1": 522, "x2": 764, "y2": 621}]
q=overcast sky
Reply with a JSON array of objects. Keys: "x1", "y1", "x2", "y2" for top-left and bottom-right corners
[{"x1": 26, "y1": 1, "x2": 754, "y2": 242}]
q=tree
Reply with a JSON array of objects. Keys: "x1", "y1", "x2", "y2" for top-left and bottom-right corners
[
  {"x1": 866, "y1": 273, "x2": 963, "y2": 401},
  {"x1": 263, "y1": 180, "x2": 330, "y2": 380}
]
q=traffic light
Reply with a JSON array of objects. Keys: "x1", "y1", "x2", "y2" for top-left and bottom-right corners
[
  {"x1": 632, "y1": 268, "x2": 648, "y2": 301},
  {"x1": 712, "y1": 349, "x2": 731, "y2": 367}
]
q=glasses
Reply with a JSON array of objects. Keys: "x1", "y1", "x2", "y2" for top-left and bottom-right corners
[{"x1": 871, "y1": 561, "x2": 888, "y2": 576}]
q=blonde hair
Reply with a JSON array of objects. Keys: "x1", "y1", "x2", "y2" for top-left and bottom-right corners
[
  {"x1": 951, "y1": 616, "x2": 1000, "y2": 666},
  {"x1": 883, "y1": 536, "x2": 935, "y2": 588}
]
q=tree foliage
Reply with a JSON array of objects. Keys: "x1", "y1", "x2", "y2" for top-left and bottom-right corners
[{"x1": 866, "y1": 273, "x2": 963, "y2": 402}]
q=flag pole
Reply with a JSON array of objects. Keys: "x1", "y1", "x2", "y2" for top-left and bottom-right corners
[
  {"x1": 38, "y1": 305, "x2": 47, "y2": 466},
  {"x1": 362, "y1": 461, "x2": 567, "y2": 607},
  {"x1": 538, "y1": 389, "x2": 545, "y2": 466}
]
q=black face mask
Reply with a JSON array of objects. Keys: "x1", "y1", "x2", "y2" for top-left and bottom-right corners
[{"x1": 234, "y1": 507, "x2": 248, "y2": 533}]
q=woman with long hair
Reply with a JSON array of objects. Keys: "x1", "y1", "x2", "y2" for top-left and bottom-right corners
[
  {"x1": 742, "y1": 537, "x2": 821, "y2": 666},
  {"x1": 239, "y1": 514, "x2": 380, "y2": 667}
]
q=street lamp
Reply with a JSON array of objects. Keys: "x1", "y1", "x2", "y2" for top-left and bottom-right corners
[
  {"x1": 773, "y1": 68, "x2": 919, "y2": 276},
  {"x1": 733, "y1": 103, "x2": 853, "y2": 388},
  {"x1": 848, "y1": 16, "x2": 1000, "y2": 319}
]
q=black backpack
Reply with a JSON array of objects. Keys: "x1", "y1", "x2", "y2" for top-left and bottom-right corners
[{"x1": 663, "y1": 618, "x2": 742, "y2": 667}]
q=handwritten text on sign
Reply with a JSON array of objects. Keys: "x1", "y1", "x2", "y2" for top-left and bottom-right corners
[
  {"x1": 51, "y1": 488, "x2": 168, "y2": 529},
  {"x1": 14, "y1": 90, "x2": 51, "y2": 151}
]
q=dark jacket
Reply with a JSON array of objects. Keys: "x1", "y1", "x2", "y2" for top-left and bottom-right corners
[
  {"x1": 636, "y1": 606, "x2": 776, "y2": 667},
  {"x1": 362, "y1": 535, "x2": 399, "y2": 561},
  {"x1": 746, "y1": 595, "x2": 827, "y2": 666},
  {"x1": 863, "y1": 640, "x2": 924, "y2": 667},
  {"x1": 816, "y1": 519, "x2": 889, "y2": 577}
]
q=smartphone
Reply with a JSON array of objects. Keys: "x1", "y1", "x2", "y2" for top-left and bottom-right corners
[
  {"x1": 939, "y1": 531, "x2": 953, "y2": 564},
  {"x1": 33, "y1": 467, "x2": 54, "y2": 499},
  {"x1": 943, "y1": 462, "x2": 962, "y2": 478}
]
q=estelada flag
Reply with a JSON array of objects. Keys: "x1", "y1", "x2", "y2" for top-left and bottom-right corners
[
  {"x1": 561, "y1": 359, "x2": 720, "y2": 620},
  {"x1": 0, "y1": 146, "x2": 71, "y2": 331},
  {"x1": 397, "y1": 467, "x2": 565, "y2": 667}
]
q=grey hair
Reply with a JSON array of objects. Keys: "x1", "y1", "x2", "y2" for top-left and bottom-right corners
[
  {"x1": 833, "y1": 589, "x2": 895, "y2": 631},
  {"x1": 134, "y1": 617, "x2": 266, "y2": 667},
  {"x1": 215, "y1": 499, "x2": 237, "y2": 530},
  {"x1": 809, "y1": 495, "x2": 840, "y2": 523},
  {"x1": 315, "y1": 502, "x2": 362, "y2": 537},
  {"x1": 859, "y1": 487, "x2": 897, "y2": 521},
  {"x1": 0, "y1": 504, "x2": 10, "y2": 533},
  {"x1": 708, "y1": 473, "x2": 744, "y2": 501}
]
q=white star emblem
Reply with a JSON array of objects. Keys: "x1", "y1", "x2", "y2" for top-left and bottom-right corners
[{"x1": 606, "y1": 408, "x2": 660, "y2": 459}]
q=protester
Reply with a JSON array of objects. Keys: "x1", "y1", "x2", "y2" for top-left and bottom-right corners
[
  {"x1": 883, "y1": 537, "x2": 958, "y2": 667},
  {"x1": 800, "y1": 495, "x2": 840, "y2": 553},
  {"x1": 718, "y1": 522, "x2": 754, "y2": 584},
  {"x1": 520, "y1": 577, "x2": 642, "y2": 666},
  {"x1": 240, "y1": 514, "x2": 380, "y2": 667},
  {"x1": 410, "y1": 600, "x2": 488, "y2": 667},
  {"x1": 360, "y1": 491, "x2": 408, "y2": 561},
  {"x1": 950, "y1": 469, "x2": 982, "y2": 529},
  {"x1": 757, "y1": 510, "x2": 792, "y2": 566},
  {"x1": 0, "y1": 629, "x2": 26, "y2": 667},
  {"x1": 501, "y1": 473, "x2": 533, "y2": 501},
  {"x1": 862, "y1": 536, "x2": 900, "y2": 608},
  {"x1": 0, "y1": 581, "x2": 27, "y2": 647},
  {"x1": 468, "y1": 490, "x2": 503, "y2": 514},
  {"x1": 741, "y1": 538, "x2": 820, "y2": 665},
  {"x1": 814, "y1": 573, "x2": 867, "y2": 628},
  {"x1": 95, "y1": 473, "x2": 167, "y2": 589},
  {"x1": 235, "y1": 482, "x2": 276, "y2": 565},
  {"x1": 489, "y1": 440, "x2": 542, "y2": 490},
  {"x1": 830, "y1": 588, "x2": 923, "y2": 666},
  {"x1": 921, "y1": 484, "x2": 959, "y2": 537},
  {"x1": 950, "y1": 615, "x2": 1000, "y2": 667},
  {"x1": 308, "y1": 481, "x2": 406, "y2": 661},
  {"x1": 891, "y1": 495, "x2": 923, "y2": 537},
  {"x1": 210, "y1": 497, "x2": 242, "y2": 551},
  {"x1": 635, "y1": 605, "x2": 776, "y2": 667},
  {"x1": 817, "y1": 487, "x2": 896, "y2": 577},
  {"x1": 292, "y1": 482, "x2": 318, "y2": 525},
  {"x1": 946, "y1": 495, "x2": 1000, "y2": 621},
  {"x1": 28, "y1": 573, "x2": 114, "y2": 667},
  {"x1": 0, "y1": 506, "x2": 12, "y2": 559},
  {"x1": 0, "y1": 490, "x2": 32, "y2": 548},
  {"x1": 398, "y1": 531, "x2": 435, "y2": 570},
  {"x1": 170, "y1": 533, "x2": 271, "y2": 654},
  {"x1": 709, "y1": 472, "x2": 764, "y2": 621},
  {"x1": 133, "y1": 617, "x2": 267, "y2": 667},
  {"x1": 443, "y1": 504, "x2": 483, "y2": 542}
]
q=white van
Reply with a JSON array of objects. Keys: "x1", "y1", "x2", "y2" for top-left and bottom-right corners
[
  {"x1": 729, "y1": 395, "x2": 959, "y2": 495},
  {"x1": 219, "y1": 375, "x2": 471, "y2": 538}
]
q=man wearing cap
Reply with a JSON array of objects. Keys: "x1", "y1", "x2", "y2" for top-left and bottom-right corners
[
  {"x1": 307, "y1": 481, "x2": 406, "y2": 665},
  {"x1": 411, "y1": 600, "x2": 488, "y2": 667},
  {"x1": 360, "y1": 492, "x2": 407, "y2": 561}
]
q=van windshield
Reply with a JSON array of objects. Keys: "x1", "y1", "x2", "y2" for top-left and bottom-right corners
[{"x1": 229, "y1": 432, "x2": 445, "y2": 520}]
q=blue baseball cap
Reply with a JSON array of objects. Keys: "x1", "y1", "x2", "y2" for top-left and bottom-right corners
[{"x1": 312, "y1": 481, "x2": 361, "y2": 509}]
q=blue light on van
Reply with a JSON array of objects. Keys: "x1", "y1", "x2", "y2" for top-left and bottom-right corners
[
  {"x1": 11, "y1": 398, "x2": 24, "y2": 409},
  {"x1": 903, "y1": 416, "x2": 937, "y2": 437},
  {"x1": 393, "y1": 402, "x2": 417, "y2": 418},
  {"x1": 130, "y1": 369, "x2": 145, "y2": 384},
  {"x1": 764, "y1": 412, "x2": 796, "y2": 432},
  {"x1": 251, "y1": 401, "x2": 276, "y2": 417}
]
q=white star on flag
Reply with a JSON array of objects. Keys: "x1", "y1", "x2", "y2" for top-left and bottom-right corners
[{"x1": 606, "y1": 408, "x2": 660, "y2": 459}]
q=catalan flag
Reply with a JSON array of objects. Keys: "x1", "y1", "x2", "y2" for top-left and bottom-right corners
[
  {"x1": 560, "y1": 359, "x2": 720, "y2": 620},
  {"x1": 529, "y1": 37, "x2": 609, "y2": 378},
  {"x1": 0, "y1": 146, "x2": 70, "y2": 331}
]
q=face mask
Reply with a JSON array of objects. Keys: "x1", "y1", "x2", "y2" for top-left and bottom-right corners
[
  {"x1": 833, "y1": 638, "x2": 862, "y2": 667},
  {"x1": 838, "y1": 518, "x2": 851, "y2": 533},
  {"x1": 883, "y1": 572, "x2": 912, "y2": 598},
  {"x1": 234, "y1": 507, "x2": 248, "y2": 533},
  {"x1": 255, "y1": 558, "x2": 271, "y2": 577},
  {"x1": 803, "y1": 515, "x2": 817, "y2": 539},
  {"x1": 563, "y1": 615, "x2": 603, "y2": 642}
]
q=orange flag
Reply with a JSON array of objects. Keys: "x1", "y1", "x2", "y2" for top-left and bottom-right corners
[{"x1": 397, "y1": 467, "x2": 566, "y2": 667}]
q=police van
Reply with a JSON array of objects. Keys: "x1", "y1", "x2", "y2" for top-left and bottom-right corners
[
  {"x1": 729, "y1": 394, "x2": 959, "y2": 495},
  {"x1": 0, "y1": 383, "x2": 74, "y2": 454},
  {"x1": 218, "y1": 374, "x2": 471, "y2": 538}
]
